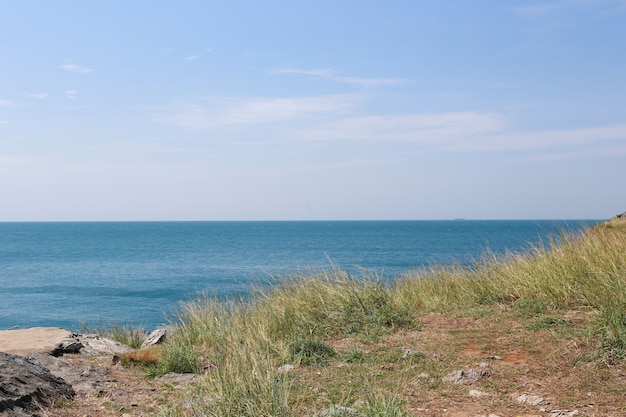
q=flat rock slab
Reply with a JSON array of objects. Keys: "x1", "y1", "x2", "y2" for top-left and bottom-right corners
[{"x1": 0, "y1": 327, "x2": 73, "y2": 356}]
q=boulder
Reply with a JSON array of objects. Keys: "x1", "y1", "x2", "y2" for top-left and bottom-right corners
[
  {"x1": 74, "y1": 334, "x2": 133, "y2": 356},
  {"x1": 141, "y1": 326, "x2": 170, "y2": 348},
  {"x1": 0, "y1": 328, "x2": 74, "y2": 356},
  {"x1": 0, "y1": 352, "x2": 74, "y2": 417},
  {"x1": 30, "y1": 353, "x2": 111, "y2": 394}
]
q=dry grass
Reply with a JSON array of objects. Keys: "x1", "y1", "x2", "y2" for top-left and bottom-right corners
[{"x1": 122, "y1": 346, "x2": 162, "y2": 365}]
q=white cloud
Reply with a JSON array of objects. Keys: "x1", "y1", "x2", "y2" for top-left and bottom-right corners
[
  {"x1": 0, "y1": 100, "x2": 14, "y2": 107},
  {"x1": 21, "y1": 92, "x2": 48, "y2": 99},
  {"x1": 157, "y1": 94, "x2": 362, "y2": 128},
  {"x1": 60, "y1": 63, "x2": 94, "y2": 73},
  {"x1": 273, "y1": 67, "x2": 409, "y2": 87},
  {"x1": 65, "y1": 90, "x2": 78, "y2": 100}
]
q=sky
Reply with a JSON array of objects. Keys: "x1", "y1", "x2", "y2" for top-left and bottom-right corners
[{"x1": 1, "y1": 1, "x2": 625, "y2": 221}]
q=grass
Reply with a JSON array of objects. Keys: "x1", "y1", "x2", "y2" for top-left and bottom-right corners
[
  {"x1": 145, "y1": 214, "x2": 626, "y2": 417},
  {"x1": 80, "y1": 319, "x2": 146, "y2": 349}
]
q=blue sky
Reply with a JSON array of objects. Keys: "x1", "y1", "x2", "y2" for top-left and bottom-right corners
[{"x1": 1, "y1": 1, "x2": 625, "y2": 221}]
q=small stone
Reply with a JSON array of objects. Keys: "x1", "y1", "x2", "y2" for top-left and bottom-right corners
[
  {"x1": 315, "y1": 405, "x2": 369, "y2": 417},
  {"x1": 59, "y1": 339, "x2": 83, "y2": 354},
  {"x1": 469, "y1": 389, "x2": 489, "y2": 397},
  {"x1": 154, "y1": 372, "x2": 196, "y2": 384},
  {"x1": 443, "y1": 367, "x2": 489, "y2": 384},
  {"x1": 278, "y1": 364, "x2": 295, "y2": 373},
  {"x1": 517, "y1": 393, "x2": 549, "y2": 405}
]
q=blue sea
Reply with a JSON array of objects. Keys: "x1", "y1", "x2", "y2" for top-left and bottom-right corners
[{"x1": 0, "y1": 220, "x2": 600, "y2": 331}]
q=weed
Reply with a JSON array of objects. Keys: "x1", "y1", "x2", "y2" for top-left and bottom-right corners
[
  {"x1": 344, "y1": 347, "x2": 367, "y2": 363},
  {"x1": 525, "y1": 316, "x2": 570, "y2": 331}
]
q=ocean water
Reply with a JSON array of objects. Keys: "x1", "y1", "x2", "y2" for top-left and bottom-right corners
[{"x1": 0, "y1": 220, "x2": 599, "y2": 331}]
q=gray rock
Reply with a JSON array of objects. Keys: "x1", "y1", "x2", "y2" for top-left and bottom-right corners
[
  {"x1": 75, "y1": 334, "x2": 133, "y2": 356},
  {"x1": 442, "y1": 366, "x2": 489, "y2": 384},
  {"x1": 141, "y1": 327, "x2": 169, "y2": 348},
  {"x1": 315, "y1": 405, "x2": 369, "y2": 417},
  {"x1": 30, "y1": 353, "x2": 111, "y2": 394},
  {"x1": 516, "y1": 393, "x2": 549, "y2": 405},
  {"x1": 154, "y1": 373, "x2": 196, "y2": 385},
  {"x1": 0, "y1": 352, "x2": 74, "y2": 417},
  {"x1": 277, "y1": 364, "x2": 295, "y2": 373},
  {"x1": 468, "y1": 389, "x2": 490, "y2": 397}
]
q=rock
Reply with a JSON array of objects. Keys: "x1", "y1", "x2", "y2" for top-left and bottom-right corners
[
  {"x1": 315, "y1": 405, "x2": 369, "y2": 417},
  {"x1": 76, "y1": 334, "x2": 134, "y2": 356},
  {"x1": 0, "y1": 352, "x2": 74, "y2": 416},
  {"x1": 141, "y1": 327, "x2": 170, "y2": 348},
  {"x1": 59, "y1": 339, "x2": 83, "y2": 354},
  {"x1": 0, "y1": 327, "x2": 73, "y2": 356},
  {"x1": 550, "y1": 410, "x2": 580, "y2": 417},
  {"x1": 0, "y1": 328, "x2": 135, "y2": 358},
  {"x1": 442, "y1": 365, "x2": 489, "y2": 384},
  {"x1": 516, "y1": 393, "x2": 549, "y2": 405},
  {"x1": 30, "y1": 353, "x2": 111, "y2": 394},
  {"x1": 154, "y1": 373, "x2": 196, "y2": 385},
  {"x1": 468, "y1": 389, "x2": 490, "y2": 397},
  {"x1": 278, "y1": 364, "x2": 295, "y2": 373}
]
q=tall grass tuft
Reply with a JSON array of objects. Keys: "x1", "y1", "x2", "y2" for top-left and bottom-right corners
[
  {"x1": 156, "y1": 271, "x2": 417, "y2": 415},
  {"x1": 80, "y1": 320, "x2": 145, "y2": 349},
  {"x1": 254, "y1": 268, "x2": 416, "y2": 342}
]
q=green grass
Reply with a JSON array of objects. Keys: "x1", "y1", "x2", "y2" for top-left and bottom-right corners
[
  {"x1": 150, "y1": 215, "x2": 626, "y2": 416},
  {"x1": 80, "y1": 320, "x2": 146, "y2": 349}
]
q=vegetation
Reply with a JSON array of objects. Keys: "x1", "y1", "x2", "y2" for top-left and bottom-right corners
[
  {"x1": 147, "y1": 214, "x2": 626, "y2": 416},
  {"x1": 80, "y1": 320, "x2": 146, "y2": 349}
]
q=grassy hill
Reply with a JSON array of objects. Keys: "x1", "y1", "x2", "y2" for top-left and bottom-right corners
[{"x1": 134, "y1": 214, "x2": 626, "y2": 416}]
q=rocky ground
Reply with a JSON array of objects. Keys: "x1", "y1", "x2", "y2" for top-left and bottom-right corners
[
  {"x1": 0, "y1": 329, "x2": 185, "y2": 417},
  {"x1": 2, "y1": 307, "x2": 626, "y2": 417}
]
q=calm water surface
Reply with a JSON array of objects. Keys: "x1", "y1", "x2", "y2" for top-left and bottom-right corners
[{"x1": 0, "y1": 220, "x2": 599, "y2": 330}]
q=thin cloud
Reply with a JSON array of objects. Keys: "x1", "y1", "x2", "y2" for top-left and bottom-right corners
[
  {"x1": 0, "y1": 100, "x2": 14, "y2": 107},
  {"x1": 60, "y1": 63, "x2": 94, "y2": 73},
  {"x1": 296, "y1": 111, "x2": 626, "y2": 160},
  {"x1": 184, "y1": 48, "x2": 215, "y2": 61},
  {"x1": 21, "y1": 92, "x2": 49, "y2": 99},
  {"x1": 529, "y1": 143, "x2": 626, "y2": 161},
  {"x1": 513, "y1": 3, "x2": 561, "y2": 17},
  {"x1": 295, "y1": 113, "x2": 505, "y2": 144},
  {"x1": 65, "y1": 90, "x2": 78, "y2": 100},
  {"x1": 445, "y1": 124, "x2": 626, "y2": 152},
  {"x1": 156, "y1": 94, "x2": 362, "y2": 128},
  {"x1": 513, "y1": 0, "x2": 626, "y2": 17},
  {"x1": 273, "y1": 67, "x2": 409, "y2": 86}
]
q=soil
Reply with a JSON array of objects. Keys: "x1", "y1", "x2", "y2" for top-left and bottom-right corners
[{"x1": 45, "y1": 307, "x2": 626, "y2": 417}]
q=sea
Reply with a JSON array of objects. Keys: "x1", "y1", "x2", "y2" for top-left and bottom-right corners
[{"x1": 0, "y1": 220, "x2": 600, "y2": 331}]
